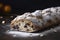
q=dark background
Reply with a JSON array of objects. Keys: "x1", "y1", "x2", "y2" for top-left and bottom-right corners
[{"x1": 0, "y1": 0, "x2": 60, "y2": 15}]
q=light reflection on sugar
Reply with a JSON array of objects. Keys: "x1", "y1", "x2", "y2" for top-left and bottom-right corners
[
  {"x1": 6, "y1": 31, "x2": 39, "y2": 37},
  {"x1": 13, "y1": 35, "x2": 17, "y2": 37},
  {"x1": 53, "y1": 29, "x2": 57, "y2": 32},
  {"x1": 2, "y1": 21, "x2": 5, "y2": 24},
  {"x1": 39, "y1": 33, "x2": 44, "y2": 37}
]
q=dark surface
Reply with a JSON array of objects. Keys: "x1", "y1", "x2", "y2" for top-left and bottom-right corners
[{"x1": 0, "y1": 15, "x2": 60, "y2": 40}]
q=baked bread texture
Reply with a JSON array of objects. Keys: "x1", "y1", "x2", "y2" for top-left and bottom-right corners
[
  {"x1": 10, "y1": 13, "x2": 42, "y2": 32},
  {"x1": 10, "y1": 7, "x2": 60, "y2": 32}
]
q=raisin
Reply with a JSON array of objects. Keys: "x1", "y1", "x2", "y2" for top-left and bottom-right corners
[
  {"x1": 27, "y1": 29, "x2": 29, "y2": 31},
  {"x1": 21, "y1": 20, "x2": 24, "y2": 22},
  {"x1": 19, "y1": 23, "x2": 20, "y2": 25},
  {"x1": 33, "y1": 28, "x2": 35, "y2": 30},
  {"x1": 13, "y1": 25, "x2": 19, "y2": 29},
  {"x1": 47, "y1": 20, "x2": 52, "y2": 23},
  {"x1": 37, "y1": 16, "x2": 43, "y2": 19},
  {"x1": 31, "y1": 25, "x2": 33, "y2": 28},
  {"x1": 46, "y1": 11, "x2": 52, "y2": 13},
  {"x1": 24, "y1": 25, "x2": 27, "y2": 28},
  {"x1": 26, "y1": 23, "x2": 30, "y2": 25}
]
